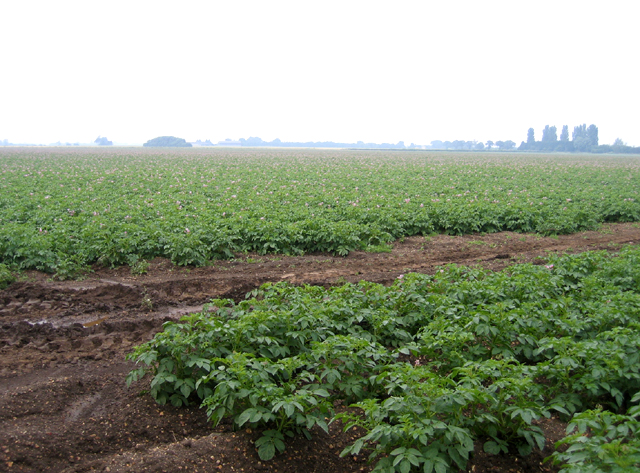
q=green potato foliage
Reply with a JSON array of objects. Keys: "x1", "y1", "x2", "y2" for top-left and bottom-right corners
[
  {"x1": 1, "y1": 148, "x2": 639, "y2": 275},
  {"x1": 0, "y1": 263, "x2": 15, "y2": 289},
  {"x1": 128, "y1": 247, "x2": 640, "y2": 471}
]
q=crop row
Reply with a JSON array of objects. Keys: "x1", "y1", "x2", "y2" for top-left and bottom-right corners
[
  {"x1": 127, "y1": 247, "x2": 640, "y2": 472},
  {"x1": 1, "y1": 148, "x2": 639, "y2": 276}
]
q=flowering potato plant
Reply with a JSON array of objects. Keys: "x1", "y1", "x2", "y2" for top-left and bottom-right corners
[{"x1": 1, "y1": 148, "x2": 639, "y2": 276}]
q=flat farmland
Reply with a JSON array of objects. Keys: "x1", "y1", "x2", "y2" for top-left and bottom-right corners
[
  {"x1": 1, "y1": 147, "x2": 639, "y2": 273},
  {"x1": 1, "y1": 147, "x2": 640, "y2": 473}
]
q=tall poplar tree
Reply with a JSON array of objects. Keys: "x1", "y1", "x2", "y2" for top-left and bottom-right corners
[
  {"x1": 542, "y1": 125, "x2": 558, "y2": 142},
  {"x1": 526, "y1": 128, "x2": 535, "y2": 145},
  {"x1": 587, "y1": 124, "x2": 599, "y2": 146}
]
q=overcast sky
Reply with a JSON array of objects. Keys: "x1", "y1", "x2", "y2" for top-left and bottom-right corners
[{"x1": 2, "y1": 1, "x2": 638, "y2": 146}]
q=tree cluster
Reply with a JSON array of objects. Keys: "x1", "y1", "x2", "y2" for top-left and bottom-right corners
[
  {"x1": 592, "y1": 138, "x2": 640, "y2": 155},
  {"x1": 519, "y1": 124, "x2": 640, "y2": 153},
  {"x1": 519, "y1": 124, "x2": 600, "y2": 152},
  {"x1": 94, "y1": 136, "x2": 113, "y2": 146},
  {"x1": 143, "y1": 136, "x2": 192, "y2": 147}
]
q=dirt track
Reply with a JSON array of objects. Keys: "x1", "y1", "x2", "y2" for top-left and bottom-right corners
[{"x1": 2, "y1": 223, "x2": 640, "y2": 473}]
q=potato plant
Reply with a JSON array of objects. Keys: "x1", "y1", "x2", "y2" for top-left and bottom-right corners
[
  {"x1": 128, "y1": 247, "x2": 640, "y2": 471},
  {"x1": 1, "y1": 148, "x2": 639, "y2": 276}
]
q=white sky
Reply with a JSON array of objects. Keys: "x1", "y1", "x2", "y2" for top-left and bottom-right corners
[{"x1": 1, "y1": 1, "x2": 638, "y2": 146}]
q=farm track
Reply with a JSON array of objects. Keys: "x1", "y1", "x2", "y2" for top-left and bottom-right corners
[{"x1": 1, "y1": 222, "x2": 640, "y2": 473}]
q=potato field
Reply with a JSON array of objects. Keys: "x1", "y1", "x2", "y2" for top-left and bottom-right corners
[
  {"x1": 1, "y1": 147, "x2": 639, "y2": 473},
  {"x1": 1, "y1": 147, "x2": 638, "y2": 274}
]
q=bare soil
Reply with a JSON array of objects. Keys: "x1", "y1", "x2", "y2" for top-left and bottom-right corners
[{"x1": 2, "y1": 223, "x2": 640, "y2": 473}]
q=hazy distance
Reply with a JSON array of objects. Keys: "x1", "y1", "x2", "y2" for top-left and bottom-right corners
[{"x1": 1, "y1": 1, "x2": 638, "y2": 147}]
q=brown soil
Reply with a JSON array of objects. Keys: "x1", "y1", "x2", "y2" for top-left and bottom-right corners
[{"x1": 2, "y1": 222, "x2": 639, "y2": 473}]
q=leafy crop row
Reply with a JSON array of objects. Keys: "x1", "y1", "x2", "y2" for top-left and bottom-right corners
[
  {"x1": 1, "y1": 148, "x2": 639, "y2": 277},
  {"x1": 127, "y1": 247, "x2": 640, "y2": 472}
]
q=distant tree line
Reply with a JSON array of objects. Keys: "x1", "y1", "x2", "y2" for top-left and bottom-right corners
[
  {"x1": 602, "y1": 138, "x2": 640, "y2": 154},
  {"x1": 141, "y1": 132, "x2": 638, "y2": 153},
  {"x1": 429, "y1": 140, "x2": 516, "y2": 151},
  {"x1": 240, "y1": 137, "x2": 516, "y2": 150},
  {"x1": 518, "y1": 124, "x2": 640, "y2": 154},
  {"x1": 239, "y1": 137, "x2": 407, "y2": 149}
]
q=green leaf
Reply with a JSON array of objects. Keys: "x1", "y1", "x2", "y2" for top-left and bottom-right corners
[
  {"x1": 180, "y1": 383, "x2": 192, "y2": 399},
  {"x1": 237, "y1": 410, "x2": 253, "y2": 427},
  {"x1": 316, "y1": 418, "x2": 329, "y2": 434},
  {"x1": 517, "y1": 443, "x2": 532, "y2": 456},
  {"x1": 283, "y1": 403, "x2": 295, "y2": 417},
  {"x1": 398, "y1": 459, "x2": 411, "y2": 473},
  {"x1": 350, "y1": 438, "x2": 364, "y2": 456},
  {"x1": 433, "y1": 458, "x2": 448, "y2": 473},
  {"x1": 274, "y1": 437, "x2": 286, "y2": 452},
  {"x1": 250, "y1": 410, "x2": 264, "y2": 423},
  {"x1": 483, "y1": 441, "x2": 501, "y2": 455},
  {"x1": 257, "y1": 442, "x2": 276, "y2": 461},
  {"x1": 390, "y1": 447, "x2": 407, "y2": 456}
]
